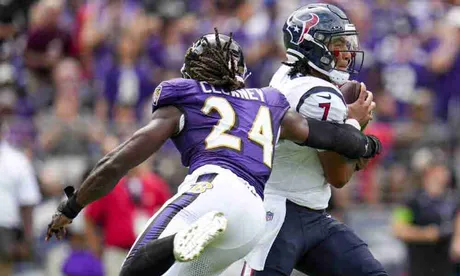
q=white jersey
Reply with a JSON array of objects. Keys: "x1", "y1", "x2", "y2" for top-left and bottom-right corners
[{"x1": 266, "y1": 64, "x2": 348, "y2": 209}]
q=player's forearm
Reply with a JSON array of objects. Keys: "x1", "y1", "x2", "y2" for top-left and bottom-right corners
[
  {"x1": 76, "y1": 132, "x2": 164, "y2": 207},
  {"x1": 318, "y1": 151, "x2": 356, "y2": 188},
  {"x1": 75, "y1": 142, "x2": 130, "y2": 207},
  {"x1": 76, "y1": 108, "x2": 180, "y2": 207}
]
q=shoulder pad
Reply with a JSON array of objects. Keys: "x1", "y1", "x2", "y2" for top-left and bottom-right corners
[
  {"x1": 260, "y1": 87, "x2": 290, "y2": 109},
  {"x1": 151, "y1": 78, "x2": 198, "y2": 113}
]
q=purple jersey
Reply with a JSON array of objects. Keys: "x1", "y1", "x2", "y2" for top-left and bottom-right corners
[{"x1": 152, "y1": 78, "x2": 290, "y2": 197}]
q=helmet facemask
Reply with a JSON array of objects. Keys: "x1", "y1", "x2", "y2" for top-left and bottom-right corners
[
  {"x1": 326, "y1": 33, "x2": 363, "y2": 71},
  {"x1": 298, "y1": 31, "x2": 363, "y2": 85}
]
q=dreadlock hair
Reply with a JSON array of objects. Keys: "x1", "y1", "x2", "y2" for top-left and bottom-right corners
[
  {"x1": 283, "y1": 58, "x2": 314, "y2": 78},
  {"x1": 183, "y1": 28, "x2": 244, "y2": 91},
  {"x1": 283, "y1": 57, "x2": 332, "y2": 83}
]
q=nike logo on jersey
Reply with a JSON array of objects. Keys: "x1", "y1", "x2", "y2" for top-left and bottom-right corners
[{"x1": 317, "y1": 94, "x2": 332, "y2": 100}]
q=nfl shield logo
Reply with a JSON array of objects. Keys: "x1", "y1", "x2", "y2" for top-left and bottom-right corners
[{"x1": 266, "y1": 211, "x2": 274, "y2": 221}]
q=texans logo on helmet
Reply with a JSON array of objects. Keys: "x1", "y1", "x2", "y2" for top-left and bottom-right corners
[{"x1": 286, "y1": 13, "x2": 320, "y2": 45}]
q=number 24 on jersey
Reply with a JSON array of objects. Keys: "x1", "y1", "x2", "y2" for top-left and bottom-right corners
[{"x1": 201, "y1": 96, "x2": 274, "y2": 168}]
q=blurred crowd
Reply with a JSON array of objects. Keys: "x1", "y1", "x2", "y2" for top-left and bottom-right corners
[{"x1": 0, "y1": 0, "x2": 459, "y2": 275}]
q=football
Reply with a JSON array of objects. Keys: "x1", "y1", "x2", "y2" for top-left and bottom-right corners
[{"x1": 339, "y1": 80, "x2": 361, "y2": 104}]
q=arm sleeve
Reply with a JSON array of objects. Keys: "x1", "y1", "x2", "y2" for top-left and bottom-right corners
[
  {"x1": 293, "y1": 86, "x2": 348, "y2": 152},
  {"x1": 301, "y1": 119, "x2": 370, "y2": 159}
]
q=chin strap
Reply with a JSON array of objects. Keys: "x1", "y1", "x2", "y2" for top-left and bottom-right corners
[
  {"x1": 307, "y1": 60, "x2": 350, "y2": 85},
  {"x1": 328, "y1": 69, "x2": 350, "y2": 85}
]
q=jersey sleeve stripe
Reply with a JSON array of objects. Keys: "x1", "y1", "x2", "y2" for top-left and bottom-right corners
[{"x1": 295, "y1": 86, "x2": 346, "y2": 112}]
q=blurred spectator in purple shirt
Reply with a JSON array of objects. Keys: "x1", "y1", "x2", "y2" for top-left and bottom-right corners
[
  {"x1": 62, "y1": 250, "x2": 103, "y2": 276},
  {"x1": 374, "y1": 13, "x2": 433, "y2": 118},
  {"x1": 98, "y1": 30, "x2": 153, "y2": 124},
  {"x1": 78, "y1": 0, "x2": 143, "y2": 84},
  {"x1": 146, "y1": 16, "x2": 195, "y2": 83},
  {"x1": 425, "y1": 6, "x2": 460, "y2": 123}
]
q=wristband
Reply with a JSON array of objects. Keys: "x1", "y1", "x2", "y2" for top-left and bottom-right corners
[
  {"x1": 363, "y1": 135, "x2": 382, "y2": 158},
  {"x1": 345, "y1": 119, "x2": 361, "y2": 130},
  {"x1": 59, "y1": 186, "x2": 83, "y2": 219}
]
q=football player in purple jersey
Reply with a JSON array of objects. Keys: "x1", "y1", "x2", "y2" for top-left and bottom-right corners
[{"x1": 46, "y1": 29, "x2": 380, "y2": 276}]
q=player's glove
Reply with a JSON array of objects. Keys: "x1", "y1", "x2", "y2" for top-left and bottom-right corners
[
  {"x1": 58, "y1": 186, "x2": 83, "y2": 219},
  {"x1": 362, "y1": 135, "x2": 382, "y2": 158}
]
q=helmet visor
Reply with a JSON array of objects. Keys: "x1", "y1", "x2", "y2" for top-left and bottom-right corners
[{"x1": 326, "y1": 34, "x2": 364, "y2": 75}]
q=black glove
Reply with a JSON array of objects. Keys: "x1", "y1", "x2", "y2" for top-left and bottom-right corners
[{"x1": 362, "y1": 135, "x2": 382, "y2": 158}]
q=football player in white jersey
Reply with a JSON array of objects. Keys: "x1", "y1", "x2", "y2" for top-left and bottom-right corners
[{"x1": 242, "y1": 4, "x2": 388, "y2": 276}]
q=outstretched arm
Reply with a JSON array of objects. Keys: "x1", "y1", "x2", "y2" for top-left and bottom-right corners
[
  {"x1": 46, "y1": 106, "x2": 182, "y2": 240},
  {"x1": 76, "y1": 105, "x2": 181, "y2": 207},
  {"x1": 279, "y1": 110, "x2": 380, "y2": 160}
]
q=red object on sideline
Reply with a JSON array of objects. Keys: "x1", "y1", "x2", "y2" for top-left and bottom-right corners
[{"x1": 85, "y1": 172, "x2": 171, "y2": 249}]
